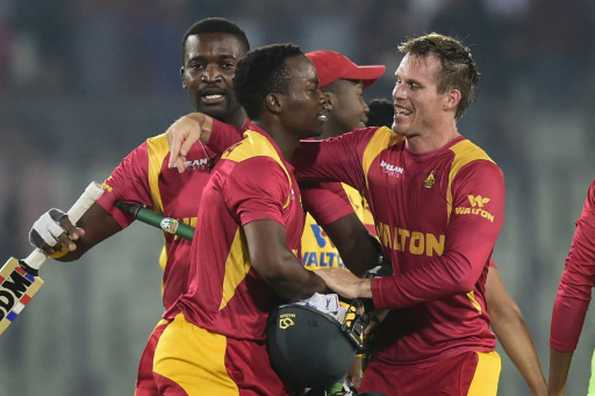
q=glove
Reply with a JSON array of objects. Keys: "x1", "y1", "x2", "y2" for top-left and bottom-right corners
[{"x1": 29, "y1": 208, "x2": 81, "y2": 258}]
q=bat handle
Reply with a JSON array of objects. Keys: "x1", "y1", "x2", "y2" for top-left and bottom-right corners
[{"x1": 22, "y1": 181, "x2": 105, "y2": 271}]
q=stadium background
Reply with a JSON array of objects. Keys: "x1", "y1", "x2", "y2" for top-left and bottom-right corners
[{"x1": 0, "y1": 1, "x2": 594, "y2": 395}]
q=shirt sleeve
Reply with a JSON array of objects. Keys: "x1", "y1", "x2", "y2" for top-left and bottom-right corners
[
  {"x1": 292, "y1": 127, "x2": 377, "y2": 191},
  {"x1": 372, "y1": 160, "x2": 505, "y2": 309},
  {"x1": 206, "y1": 118, "x2": 244, "y2": 154},
  {"x1": 301, "y1": 182, "x2": 354, "y2": 226},
  {"x1": 224, "y1": 157, "x2": 291, "y2": 227},
  {"x1": 96, "y1": 142, "x2": 153, "y2": 228},
  {"x1": 550, "y1": 180, "x2": 595, "y2": 352}
]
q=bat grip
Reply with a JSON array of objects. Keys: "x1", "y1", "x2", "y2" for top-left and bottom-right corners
[
  {"x1": 22, "y1": 181, "x2": 105, "y2": 271},
  {"x1": 116, "y1": 201, "x2": 195, "y2": 241}
]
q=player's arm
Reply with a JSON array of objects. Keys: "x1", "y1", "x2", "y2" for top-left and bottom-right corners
[
  {"x1": 548, "y1": 181, "x2": 595, "y2": 396},
  {"x1": 28, "y1": 143, "x2": 153, "y2": 261},
  {"x1": 165, "y1": 112, "x2": 374, "y2": 189},
  {"x1": 485, "y1": 266, "x2": 547, "y2": 396},
  {"x1": 166, "y1": 113, "x2": 243, "y2": 172},
  {"x1": 324, "y1": 214, "x2": 382, "y2": 277},
  {"x1": 244, "y1": 220, "x2": 326, "y2": 300},
  {"x1": 29, "y1": 203, "x2": 122, "y2": 261},
  {"x1": 301, "y1": 181, "x2": 382, "y2": 276},
  {"x1": 226, "y1": 157, "x2": 326, "y2": 301},
  {"x1": 317, "y1": 161, "x2": 505, "y2": 305},
  {"x1": 293, "y1": 128, "x2": 379, "y2": 189}
]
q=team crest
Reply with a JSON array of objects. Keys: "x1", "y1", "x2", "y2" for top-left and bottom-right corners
[{"x1": 423, "y1": 171, "x2": 436, "y2": 189}]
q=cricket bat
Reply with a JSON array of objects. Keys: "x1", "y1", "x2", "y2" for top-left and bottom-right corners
[{"x1": 0, "y1": 182, "x2": 104, "y2": 335}]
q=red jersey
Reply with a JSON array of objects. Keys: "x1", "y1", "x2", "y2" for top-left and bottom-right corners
[
  {"x1": 97, "y1": 121, "x2": 246, "y2": 310},
  {"x1": 550, "y1": 179, "x2": 595, "y2": 352},
  {"x1": 294, "y1": 126, "x2": 505, "y2": 365},
  {"x1": 173, "y1": 126, "x2": 305, "y2": 341}
]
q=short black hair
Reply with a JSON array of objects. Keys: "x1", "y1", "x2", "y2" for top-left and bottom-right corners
[
  {"x1": 233, "y1": 43, "x2": 303, "y2": 120},
  {"x1": 181, "y1": 17, "x2": 250, "y2": 61},
  {"x1": 367, "y1": 98, "x2": 394, "y2": 128}
]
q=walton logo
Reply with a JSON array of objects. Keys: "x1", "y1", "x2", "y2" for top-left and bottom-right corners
[
  {"x1": 380, "y1": 160, "x2": 404, "y2": 177},
  {"x1": 376, "y1": 222, "x2": 445, "y2": 256},
  {"x1": 455, "y1": 194, "x2": 495, "y2": 222},
  {"x1": 468, "y1": 195, "x2": 490, "y2": 208}
]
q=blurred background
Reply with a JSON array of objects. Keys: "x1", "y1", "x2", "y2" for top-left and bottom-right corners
[{"x1": 1, "y1": 0, "x2": 594, "y2": 395}]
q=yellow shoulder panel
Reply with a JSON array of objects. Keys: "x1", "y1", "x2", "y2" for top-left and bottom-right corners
[
  {"x1": 146, "y1": 133, "x2": 169, "y2": 212},
  {"x1": 446, "y1": 139, "x2": 495, "y2": 220},
  {"x1": 361, "y1": 127, "x2": 402, "y2": 189},
  {"x1": 223, "y1": 130, "x2": 293, "y2": 208}
]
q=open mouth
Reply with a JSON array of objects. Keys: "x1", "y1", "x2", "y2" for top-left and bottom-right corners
[
  {"x1": 395, "y1": 105, "x2": 413, "y2": 117},
  {"x1": 199, "y1": 90, "x2": 226, "y2": 105}
]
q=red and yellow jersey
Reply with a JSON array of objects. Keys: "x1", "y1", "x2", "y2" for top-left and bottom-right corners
[
  {"x1": 551, "y1": 179, "x2": 595, "y2": 352},
  {"x1": 96, "y1": 122, "x2": 246, "y2": 310},
  {"x1": 173, "y1": 126, "x2": 305, "y2": 341},
  {"x1": 301, "y1": 183, "x2": 376, "y2": 269},
  {"x1": 294, "y1": 126, "x2": 505, "y2": 365}
]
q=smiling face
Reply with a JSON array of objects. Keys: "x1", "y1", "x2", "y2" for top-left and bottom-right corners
[
  {"x1": 277, "y1": 56, "x2": 327, "y2": 139},
  {"x1": 392, "y1": 53, "x2": 453, "y2": 138},
  {"x1": 182, "y1": 32, "x2": 247, "y2": 122},
  {"x1": 325, "y1": 79, "x2": 369, "y2": 133}
]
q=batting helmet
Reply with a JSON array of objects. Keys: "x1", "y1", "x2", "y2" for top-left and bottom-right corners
[{"x1": 266, "y1": 302, "x2": 364, "y2": 390}]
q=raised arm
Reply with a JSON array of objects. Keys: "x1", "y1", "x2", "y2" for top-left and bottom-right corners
[
  {"x1": 166, "y1": 113, "x2": 242, "y2": 172},
  {"x1": 292, "y1": 127, "x2": 384, "y2": 189}
]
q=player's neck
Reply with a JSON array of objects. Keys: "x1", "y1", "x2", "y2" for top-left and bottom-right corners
[
  {"x1": 221, "y1": 108, "x2": 248, "y2": 131},
  {"x1": 405, "y1": 125, "x2": 460, "y2": 154},
  {"x1": 320, "y1": 119, "x2": 346, "y2": 139},
  {"x1": 257, "y1": 119, "x2": 301, "y2": 161}
]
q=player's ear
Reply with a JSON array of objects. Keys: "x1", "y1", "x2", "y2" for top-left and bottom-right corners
[
  {"x1": 265, "y1": 93, "x2": 282, "y2": 115},
  {"x1": 180, "y1": 66, "x2": 187, "y2": 89},
  {"x1": 443, "y1": 88, "x2": 461, "y2": 113}
]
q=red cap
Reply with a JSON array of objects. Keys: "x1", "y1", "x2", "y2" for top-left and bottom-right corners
[{"x1": 306, "y1": 50, "x2": 385, "y2": 88}]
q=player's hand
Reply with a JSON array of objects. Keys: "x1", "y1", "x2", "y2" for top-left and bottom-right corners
[
  {"x1": 364, "y1": 308, "x2": 389, "y2": 338},
  {"x1": 314, "y1": 268, "x2": 372, "y2": 300},
  {"x1": 166, "y1": 112, "x2": 213, "y2": 173},
  {"x1": 29, "y1": 209, "x2": 85, "y2": 256}
]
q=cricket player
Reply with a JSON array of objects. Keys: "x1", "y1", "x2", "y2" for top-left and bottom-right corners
[
  {"x1": 300, "y1": 50, "x2": 384, "y2": 273},
  {"x1": 28, "y1": 17, "x2": 250, "y2": 396},
  {"x1": 152, "y1": 43, "x2": 329, "y2": 395},
  {"x1": 299, "y1": 33, "x2": 504, "y2": 396},
  {"x1": 549, "y1": 179, "x2": 595, "y2": 396},
  {"x1": 365, "y1": 96, "x2": 547, "y2": 395}
]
